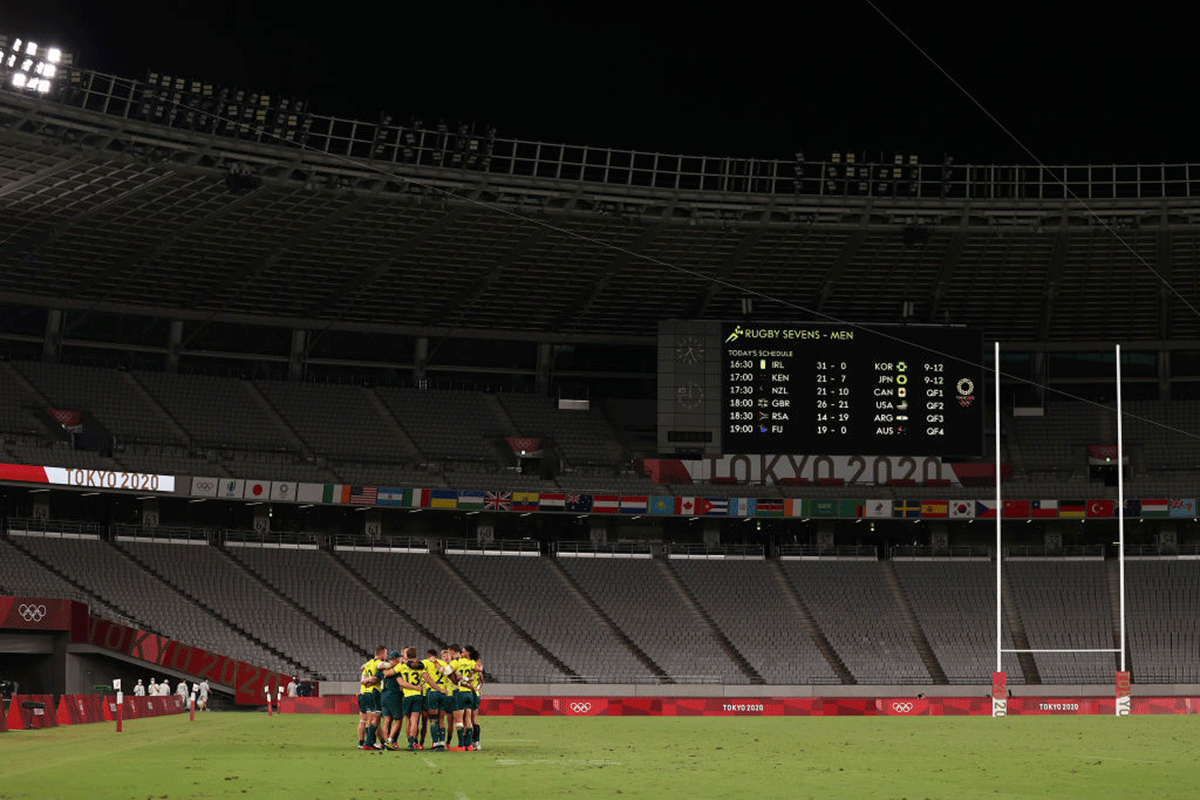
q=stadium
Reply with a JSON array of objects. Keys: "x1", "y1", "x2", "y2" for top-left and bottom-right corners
[{"x1": 1, "y1": 7, "x2": 1199, "y2": 796}]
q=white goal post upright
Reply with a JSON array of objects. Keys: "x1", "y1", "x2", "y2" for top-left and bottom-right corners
[
  {"x1": 992, "y1": 342, "x2": 1131, "y2": 717},
  {"x1": 993, "y1": 342, "x2": 1005, "y2": 717},
  {"x1": 1116, "y1": 344, "x2": 1131, "y2": 715}
]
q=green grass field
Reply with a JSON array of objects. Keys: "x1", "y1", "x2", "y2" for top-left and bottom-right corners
[{"x1": 0, "y1": 712, "x2": 1194, "y2": 799}]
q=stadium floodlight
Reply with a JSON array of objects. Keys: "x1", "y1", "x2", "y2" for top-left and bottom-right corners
[{"x1": 1, "y1": 32, "x2": 72, "y2": 95}]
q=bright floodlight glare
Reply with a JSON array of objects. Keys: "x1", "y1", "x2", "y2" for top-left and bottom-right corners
[
  {"x1": 36, "y1": 78, "x2": 50, "y2": 93},
  {"x1": 21, "y1": 58, "x2": 32, "y2": 72},
  {"x1": 43, "y1": 63, "x2": 56, "y2": 79},
  {"x1": 4, "y1": 54, "x2": 13, "y2": 68},
  {"x1": 25, "y1": 41, "x2": 37, "y2": 56},
  {"x1": 47, "y1": 47, "x2": 61, "y2": 63},
  {"x1": 12, "y1": 38, "x2": 21, "y2": 52},
  {"x1": 11, "y1": 72, "x2": 26, "y2": 88}
]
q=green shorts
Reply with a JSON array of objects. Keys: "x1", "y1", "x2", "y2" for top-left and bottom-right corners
[
  {"x1": 358, "y1": 692, "x2": 380, "y2": 714},
  {"x1": 402, "y1": 695, "x2": 425, "y2": 716},
  {"x1": 425, "y1": 691, "x2": 449, "y2": 713},
  {"x1": 380, "y1": 692, "x2": 403, "y2": 719},
  {"x1": 451, "y1": 691, "x2": 473, "y2": 712}
]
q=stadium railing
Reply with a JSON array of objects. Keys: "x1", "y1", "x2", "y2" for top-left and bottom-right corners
[
  {"x1": 664, "y1": 542, "x2": 764, "y2": 559},
  {"x1": 552, "y1": 541, "x2": 655, "y2": 558},
  {"x1": 889, "y1": 545, "x2": 991, "y2": 559},
  {"x1": 1005, "y1": 544, "x2": 1105, "y2": 559},
  {"x1": 221, "y1": 528, "x2": 320, "y2": 549},
  {"x1": 5, "y1": 517, "x2": 105, "y2": 539},
  {"x1": 111, "y1": 523, "x2": 213, "y2": 544},
  {"x1": 443, "y1": 538, "x2": 540, "y2": 556},
  {"x1": 20, "y1": 67, "x2": 1200, "y2": 204},
  {"x1": 777, "y1": 544, "x2": 878, "y2": 560}
]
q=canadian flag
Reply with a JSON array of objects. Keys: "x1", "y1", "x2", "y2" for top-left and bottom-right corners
[{"x1": 675, "y1": 497, "x2": 697, "y2": 515}]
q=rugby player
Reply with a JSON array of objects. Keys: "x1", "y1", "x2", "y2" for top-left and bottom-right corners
[
  {"x1": 425, "y1": 648, "x2": 458, "y2": 751},
  {"x1": 447, "y1": 644, "x2": 478, "y2": 751},
  {"x1": 397, "y1": 647, "x2": 438, "y2": 750},
  {"x1": 357, "y1": 645, "x2": 387, "y2": 750},
  {"x1": 377, "y1": 649, "x2": 404, "y2": 750},
  {"x1": 465, "y1": 645, "x2": 483, "y2": 750}
]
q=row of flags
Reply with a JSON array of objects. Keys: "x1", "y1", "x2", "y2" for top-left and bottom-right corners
[{"x1": 309, "y1": 484, "x2": 1200, "y2": 519}]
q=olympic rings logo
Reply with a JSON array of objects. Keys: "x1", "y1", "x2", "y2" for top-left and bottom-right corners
[
  {"x1": 569, "y1": 702, "x2": 592, "y2": 713},
  {"x1": 892, "y1": 702, "x2": 914, "y2": 713},
  {"x1": 18, "y1": 603, "x2": 47, "y2": 622}
]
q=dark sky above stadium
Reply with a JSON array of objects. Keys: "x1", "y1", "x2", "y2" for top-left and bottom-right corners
[{"x1": 6, "y1": 2, "x2": 1197, "y2": 165}]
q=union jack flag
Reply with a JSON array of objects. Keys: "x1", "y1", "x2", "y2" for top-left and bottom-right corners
[{"x1": 484, "y1": 491, "x2": 512, "y2": 511}]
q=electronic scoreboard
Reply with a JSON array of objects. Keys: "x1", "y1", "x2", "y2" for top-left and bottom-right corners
[
  {"x1": 721, "y1": 322, "x2": 983, "y2": 455},
  {"x1": 657, "y1": 320, "x2": 984, "y2": 457}
]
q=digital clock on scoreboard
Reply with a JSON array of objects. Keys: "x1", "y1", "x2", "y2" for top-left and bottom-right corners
[{"x1": 721, "y1": 322, "x2": 983, "y2": 456}]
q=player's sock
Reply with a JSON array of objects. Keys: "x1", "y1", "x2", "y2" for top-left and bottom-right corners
[
  {"x1": 455, "y1": 723, "x2": 464, "y2": 747},
  {"x1": 473, "y1": 724, "x2": 480, "y2": 743},
  {"x1": 464, "y1": 728, "x2": 473, "y2": 748},
  {"x1": 365, "y1": 725, "x2": 376, "y2": 747},
  {"x1": 408, "y1": 736, "x2": 416, "y2": 746}
]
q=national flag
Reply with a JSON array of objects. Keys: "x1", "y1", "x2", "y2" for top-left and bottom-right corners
[
  {"x1": 347, "y1": 486, "x2": 378, "y2": 506},
  {"x1": 540, "y1": 492, "x2": 566, "y2": 512},
  {"x1": 975, "y1": 500, "x2": 997, "y2": 518},
  {"x1": 865, "y1": 499, "x2": 892, "y2": 518},
  {"x1": 649, "y1": 496, "x2": 674, "y2": 515},
  {"x1": 620, "y1": 496, "x2": 648, "y2": 514},
  {"x1": 783, "y1": 499, "x2": 804, "y2": 517},
  {"x1": 485, "y1": 491, "x2": 512, "y2": 511},
  {"x1": 809, "y1": 499, "x2": 838, "y2": 518},
  {"x1": 320, "y1": 483, "x2": 340, "y2": 504},
  {"x1": 1140, "y1": 499, "x2": 1169, "y2": 518},
  {"x1": 838, "y1": 499, "x2": 865, "y2": 518},
  {"x1": 674, "y1": 497, "x2": 698, "y2": 516},
  {"x1": 296, "y1": 483, "x2": 325, "y2": 503},
  {"x1": 1002, "y1": 500, "x2": 1031, "y2": 518},
  {"x1": 403, "y1": 488, "x2": 431, "y2": 508},
  {"x1": 592, "y1": 494, "x2": 620, "y2": 513},
  {"x1": 376, "y1": 487, "x2": 405, "y2": 506},
  {"x1": 1059, "y1": 500, "x2": 1086, "y2": 519},
  {"x1": 729, "y1": 498, "x2": 756, "y2": 517},
  {"x1": 565, "y1": 493, "x2": 593, "y2": 513},
  {"x1": 1086, "y1": 499, "x2": 1114, "y2": 518},
  {"x1": 949, "y1": 500, "x2": 975, "y2": 519},
  {"x1": 243, "y1": 481, "x2": 269, "y2": 500},
  {"x1": 700, "y1": 498, "x2": 729, "y2": 516},
  {"x1": 1121, "y1": 498, "x2": 1141, "y2": 518},
  {"x1": 1169, "y1": 498, "x2": 1197, "y2": 518},
  {"x1": 429, "y1": 489, "x2": 458, "y2": 509},
  {"x1": 512, "y1": 492, "x2": 540, "y2": 512},
  {"x1": 893, "y1": 499, "x2": 921, "y2": 519},
  {"x1": 457, "y1": 490, "x2": 486, "y2": 510},
  {"x1": 1030, "y1": 500, "x2": 1058, "y2": 518},
  {"x1": 270, "y1": 481, "x2": 299, "y2": 502},
  {"x1": 756, "y1": 499, "x2": 783, "y2": 517},
  {"x1": 920, "y1": 500, "x2": 949, "y2": 519}
]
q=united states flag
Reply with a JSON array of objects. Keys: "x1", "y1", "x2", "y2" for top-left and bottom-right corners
[{"x1": 349, "y1": 486, "x2": 378, "y2": 506}]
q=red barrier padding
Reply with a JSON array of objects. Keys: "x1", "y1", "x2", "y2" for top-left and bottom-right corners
[
  {"x1": 6, "y1": 695, "x2": 58, "y2": 729},
  {"x1": 276, "y1": 694, "x2": 1200, "y2": 717}
]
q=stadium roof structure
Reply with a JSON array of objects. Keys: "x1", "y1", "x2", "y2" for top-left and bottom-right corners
[{"x1": 3, "y1": 66, "x2": 1200, "y2": 347}]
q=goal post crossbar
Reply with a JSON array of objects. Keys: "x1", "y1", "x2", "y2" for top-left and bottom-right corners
[{"x1": 1000, "y1": 648, "x2": 1121, "y2": 654}]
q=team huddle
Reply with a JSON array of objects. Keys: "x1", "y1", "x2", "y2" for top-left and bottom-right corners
[{"x1": 357, "y1": 644, "x2": 482, "y2": 752}]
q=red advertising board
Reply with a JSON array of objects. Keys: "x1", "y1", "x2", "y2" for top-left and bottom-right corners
[
  {"x1": 75, "y1": 613, "x2": 288, "y2": 705},
  {"x1": 0, "y1": 596, "x2": 80, "y2": 631},
  {"x1": 266, "y1": 694, "x2": 1200, "y2": 719}
]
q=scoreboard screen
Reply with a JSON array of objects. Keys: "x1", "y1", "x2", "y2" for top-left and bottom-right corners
[{"x1": 721, "y1": 322, "x2": 983, "y2": 456}]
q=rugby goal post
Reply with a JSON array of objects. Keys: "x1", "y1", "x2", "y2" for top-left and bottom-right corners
[{"x1": 991, "y1": 343, "x2": 1129, "y2": 717}]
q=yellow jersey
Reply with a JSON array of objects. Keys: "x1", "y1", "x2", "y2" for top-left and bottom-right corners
[
  {"x1": 358, "y1": 658, "x2": 385, "y2": 695},
  {"x1": 449, "y1": 657, "x2": 477, "y2": 693}
]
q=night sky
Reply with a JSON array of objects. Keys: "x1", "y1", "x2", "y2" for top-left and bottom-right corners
[{"x1": 4, "y1": 2, "x2": 1198, "y2": 166}]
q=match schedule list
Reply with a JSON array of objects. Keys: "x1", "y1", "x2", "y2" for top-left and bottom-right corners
[{"x1": 721, "y1": 323, "x2": 982, "y2": 456}]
